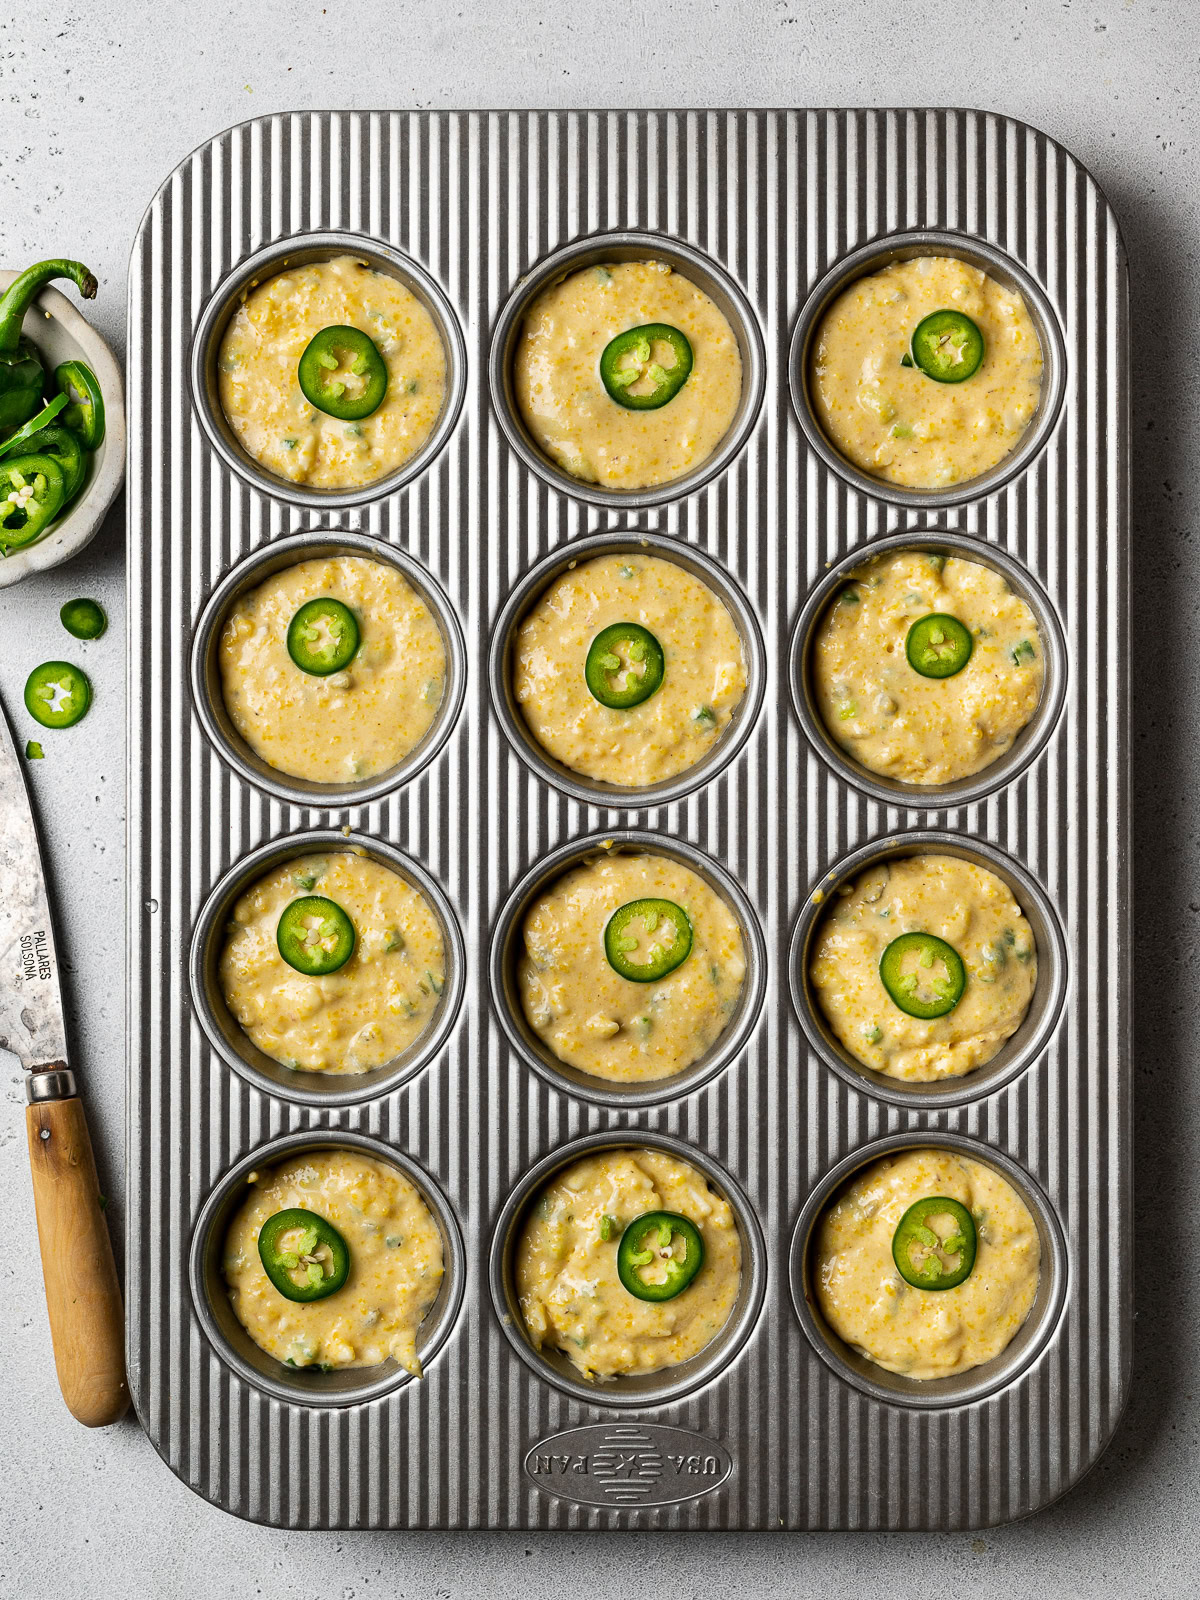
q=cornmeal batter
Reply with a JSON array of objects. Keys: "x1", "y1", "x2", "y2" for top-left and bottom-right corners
[
  {"x1": 514, "y1": 552, "x2": 747, "y2": 786},
  {"x1": 815, "y1": 1147, "x2": 1041, "y2": 1379},
  {"x1": 223, "y1": 1149, "x2": 443, "y2": 1372},
  {"x1": 516, "y1": 1146, "x2": 741, "y2": 1379}
]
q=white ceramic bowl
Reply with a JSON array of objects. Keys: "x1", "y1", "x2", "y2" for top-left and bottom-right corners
[{"x1": 0, "y1": 270, "x2": 125, "y2": 588}]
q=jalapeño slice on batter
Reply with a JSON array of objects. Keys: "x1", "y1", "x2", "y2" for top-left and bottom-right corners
[
  {"x1": 584, "y1": 622, "x2": 665, "y2": 709},
  {"x1": 910, "y1": 310, "x2": 985, "y2": 383},
  {"x1": 258, "y1": 1208, "x2": 351, "y2": 1303},
  {"x1": 617, "y1": 1210, "x2": 705, "y2": 1302},
  {"x1": 879, "y1": 931, "x2": 966, "y2": 1019},
  {"x1": 297, "y1": 325, "x2": 388, "y2": 420},
  {"x1": 604, "y1": 898, "x2": 693, "y2": 982},
  {"x1": 276, "y1": 895, "x2": 356, "y2": 976},
  {"x1": 905, "y1": 613, "x2": 973, "y2": 678},
  {"x1": 892, "y1": 1196, "x2": 977, "y2": 1290},
  {"x1": 599, "y1": 323, "x2": 694, "y2": 409},
  {"x1": 286, "y1": 598, "x2": 360, "y2": 676}
]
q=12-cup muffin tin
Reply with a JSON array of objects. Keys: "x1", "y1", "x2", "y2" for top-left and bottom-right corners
[{"x1": 127, "y1": 110, "x2": 1129, "y2": 1529}]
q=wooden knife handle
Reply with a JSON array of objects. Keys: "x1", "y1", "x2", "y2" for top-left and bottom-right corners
[{"x1": 26, "y1": 1092, "x2": 129, "y2": 1427}]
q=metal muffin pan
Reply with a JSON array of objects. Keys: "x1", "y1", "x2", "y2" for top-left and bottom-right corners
[
  {"x1": 489, "y1": 829, "x2": 768, "y2": 1108},
  {"x1": 789, "y1": 527, "x2": 1068, "y2": 810},
  {"x1": 190, "y1": 1128, "x2": 465, "y2": 1408},
  {"x1": 128, "y1": 110, "x2": 1129, "y2": 1530},
  {"x1": 489, "y1": 1128, "x2": 768, "y2": 1408},
  {"x1": 188, "y1": 829, "x2": 466, "y2": 1109},
  {"x1": 189, "y1": 229, "x2": 468, "y2": 510},
  {"x1": 190, "y1": 527, "x2": 467, "y2": 809}
]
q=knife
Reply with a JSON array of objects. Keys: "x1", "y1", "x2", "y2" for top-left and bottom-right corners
[{"x1": 0, "y1": 695, "x2": 127, "y2": 1426}]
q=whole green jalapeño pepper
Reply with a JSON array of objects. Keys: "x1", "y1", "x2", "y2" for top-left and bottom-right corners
[
  {"x1": 257, "y1": 1207, "x2": 351, "y2": 1303},
  {"x1": 297, "y1": 325, "x2": 388, "y2": 420},
  {"x1": 0, "y1": 260, "x2": 98, "y2": 433},
  {"x1": 604, "y1": 898, "x2": 693, "y2": 981},
  {"x1": 617, "y1": 1210, "x2": 705, "y2": 1301},
  {"x1": 891, "y1": 1196, "x2": 978, "y2": 1289}
]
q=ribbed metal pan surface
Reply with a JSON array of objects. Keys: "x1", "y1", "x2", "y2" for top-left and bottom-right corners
[{"x1": 127, "y1": 109, "x2": 1130, "y2": 1529}]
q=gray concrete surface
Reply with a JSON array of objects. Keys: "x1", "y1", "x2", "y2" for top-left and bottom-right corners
[{"x1": 0, "y1": 1, "x2": 1188, "y2": 1595}]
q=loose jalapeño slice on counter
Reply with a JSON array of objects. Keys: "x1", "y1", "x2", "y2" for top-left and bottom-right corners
[
  {"x1": 258, "y1": 1207, "x2": 351, "y2": 1303},
  {"x1": 599, "y1": 322, "x2": 694, "y2": 409},
  {"x1": 617, "y1": 1210, "x2": 705, "y2": 1302},
  {"x1": 905, "y1": 613, "x2": 974, "y2": 678},
  {"x1": 54, "y1": 359, "x2": 106, "y2": 449},
  {"x1": 0, "y1": 453, "x2": 66, "y2": 548},
  {"x1": 297, "y1": 325, "x2": 388, "y2": 420},
  {"x1": 286, "y1": 598, "x2": 360, "y2": 676},
  {"x1": 584, "y1": 622, "x2": 665, "y2": 709},
  {"x1": 604, "y1": 898, "x2": 692, "y2": 982},
  {"x1": 276, "y1": 895, "x2": 356, "y2": 976},
  {"x1": 60, "y1": 597, "x2": 107, "y2": 639},
  {"x1": 910, "y1": 310, "x2": 984, "y2": 383},
  {"x1": 23, "y1": 659, "x2": 91, "y2": 728},
  {"x1": 892, "y1": 1196, "x2": 977, "y2": 1290},
  {"x1": 879, "y1": 931, "x2": 966, "y2": 1019}
]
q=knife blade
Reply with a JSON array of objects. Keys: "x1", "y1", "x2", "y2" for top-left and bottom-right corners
[{"x1": 0, "y1": 691, "x2": 128, "y2": 1426}]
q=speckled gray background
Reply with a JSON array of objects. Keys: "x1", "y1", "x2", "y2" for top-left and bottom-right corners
[{"x1": 0, "y1": 1, "x2": 1184, "y2": 1595}]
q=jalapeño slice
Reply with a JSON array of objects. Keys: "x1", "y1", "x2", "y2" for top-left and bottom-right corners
[
  {"x1": 21, "y1": 425, "x2": 87, "y2": 503},
  {"x1": 617, "y1": 1210, "x2": 705, "y2": 1302},
  {"x1": 879, "y1": 932, "x2": 966, "y2": 1019},
  {"x1": 599, "y1": 323, "x2": 694, "y2": 409},
  {"x1": 286, "y1": 598, "x2": 360, "y2": 676},
  {"x1": 0, "y1": 453, "x2": 66, "y2": 548},
  {"x1": 276, "y1": 895, "x2": 356, "y2": 976},
  {"x1": 257, "y1": 1207, "x2": 351, "y2": 1303},
  {"x1": 24, "y1": 660, "x2": 91, "y2": 729},
  {"x1": 60, "y1": 597, "x2": 107, "y2": 640},
  {"x1": 584, "y1": 622, "x2": 664, "y2": 709},
  {"x1": 892, "y1": 1196, "x2": 977, "y2": 1290},
  {"x1": 604, "y1": 898, "x2": 692, "y2": 982},
  {"x1": 0, "y1": 392, "x2": 69, "y2": 462},
  {"x1": 910, "y1": 310, "x2": 984, "y2": 383},
  {"x1": 297, "y1": 325, "x2": 388, "y2": 420},
  {"x1": 54, "y1": 360, "x2": 106, "y2": 449},
  {"x1": 905, "y1": 613, "x2": 973, "y2": 679}
]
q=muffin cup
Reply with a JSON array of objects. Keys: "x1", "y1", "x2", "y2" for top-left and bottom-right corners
[
  {"x1": 489, "y1": 529, "x2": 766, "y2": 808},
  {"x1": 489, "y1": 230, "x2": 766, "y2": 510},
  {"x1": 789, "y1": 1131, "x2": 1068, "y2": 1410},
  {"x1": 190, "y1": 1129, "x2": 464, "y2": 1408},
  {"x1": 190, "y1": 528, "x2": 466, "y2": 809},
  {"x1": 788, "y1": 229, "x2": 1066, "y2": 510},
  {"x1": 789, "y1": 831, "x2": 1068, "y2": 1110},
  {"x1": 189, "y1": 830, "x2": 465, "y2": 1108},
  {"x1": 489, "y1": 1128, "x2": 767, "y2": 1408},
  {"x1": 189, "y1": 230, "x2": 466, "y2": 509},
  {"x1": 789, "y1": 528, "x2": 1067, "y2": 808},
  {"x1": 490, "y1": 829, "x2": 768, "y2": 1108}
]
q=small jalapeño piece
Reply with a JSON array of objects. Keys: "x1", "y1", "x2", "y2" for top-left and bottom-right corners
[
  {"x1": 23, "y1": 660, "x2": 92, "y2": 729},
  {"x1": 879, "y1": 931, "x2": 966, "y2": 1019},
  {"x1": 0, "y1": 453, "x2": 66, "y2": 548},
  {"x1": 286, "y1": 598, "x2": 361, "y2": 677},
  {"x1": 892, "y1": 1196, "x2": 978, "y2": 1290},
  {"x1": 276, "y1": 895, "x2": 357, "y2": 976},
  {"x1": 599, "y1": 322, "x2": 694, "y2": 410},
  {"x1": 604, "y1": 898, "x2": 693, "y2": 982},
  {"x1": 616, "y1": 1210, "x2": 705, "y2": 1302},
  {"x1": 297, "y1": 325, "x2": 388, "y2": 420},
  {"x1": 584, "y1": 622, "x2": 665, "y2": 709},
  {"x1": 910, "y1": 310, "x2": 985, "y2": 383},
  {"x1": 0, "y1": 392, "x2": 69, "y2": 462},
  {"x1": 905, "y1": 613, "x2": 974, "y2": 679},
  {"x1": 257, "y1": 1207, "x2": 351, "y2": 1303},
  {"x1": 60, "y1": 597, "x2": 107, "y2": 639},
  {"x1": 54, "y1": 360, "x2": 106, "y2": 449}
]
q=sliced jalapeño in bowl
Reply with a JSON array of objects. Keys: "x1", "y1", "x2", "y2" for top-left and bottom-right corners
[
  {"x1": 909, "y1": 310, "x2": 984, "y2": 383},
  {"x1": 584, "y1": 622, "x2": 664, "y2": 709},
  {"x1": 286, "y1": 598, "x2": 360, "y2": 676},
  {"x1": 604, "y1": 897, "x2": 693, "y2": 982},
  {"x1": 297, "y1": 325, "x2": 388, "y2": 420},
  {"x1": 616, "y1": 1210, "x2": 705, "y2": 1302},
  {"x1": 905, "y1": 613, "x2": 973, "y2": 678},
  {"x1": 891, "y1": 1196, "x2": 977, "y2": 1290},
  {"x1": 54, "y1": 359, "x2": 106, "y2": 449},
  {"x1": 23, "y1": 659, "x2": 91, "y2": 729},
  {"x1": 257, "y1": 1207, "x2": 351, "y2": 1303},
  {"x1": 599, "y1": 322, "x2": 694, "y2": 410},
  {"x1": 0, "y1": 453, "x2": 66, "y2": 549},
  {"x1": 879, "y1": 931, "x2": 966, "y2": 1019},
  {"x1": 276, "y1": 895, "x2": 356, "y2": 976}
]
